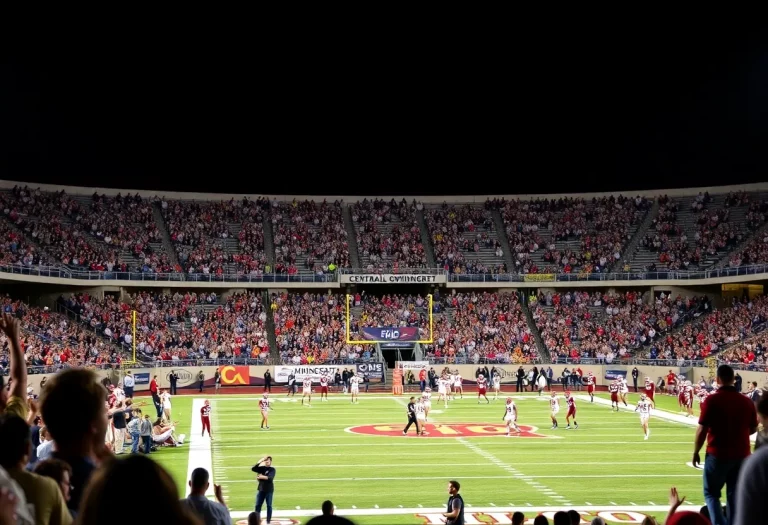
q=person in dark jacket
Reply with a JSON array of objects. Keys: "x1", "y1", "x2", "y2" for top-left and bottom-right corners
[
  {"x1": 252, "y1": 456, "x2": 276, "y2": 525},
  {"x1": 264, "y1": 371, "x2": 272, "y2": 393}
]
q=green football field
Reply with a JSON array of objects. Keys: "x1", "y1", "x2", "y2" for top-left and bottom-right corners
[{"x1": 148, "y1": 390, "x2": 707, "y2": 524}]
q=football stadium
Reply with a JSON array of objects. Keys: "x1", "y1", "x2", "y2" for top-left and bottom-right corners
[
  {"x1": 3, "y1": 31, "x2": 768, "y2": 525},
  {"x1": 0, "y1": 181, "x2": 765, "y2": 525}
]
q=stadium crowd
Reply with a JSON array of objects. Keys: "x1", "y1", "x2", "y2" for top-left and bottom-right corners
[
  {"x1": 60, "y1": 290, "x2": 271, "y2": 363},
  {"x1": 160, "y1": 197, "x2": 270, "y2": 276},
  {"x1": 532, "y1": 290, "x2": 710, "y2": 362},
  {"x1": 424, "y1": 291, "x2": 539, "y2": 364},
  {"x1": 425, "y1": 203, "x2": 506, "y2": 275},
  {"x1": 352, "y1": 199, "x2": 428, "y2": 270},
  {"x1": 271, "y1": 200, "x2": 350, "y2": 275},
  {"x1": 272, "y1": 292, "x2": 366, "y2": 364}
]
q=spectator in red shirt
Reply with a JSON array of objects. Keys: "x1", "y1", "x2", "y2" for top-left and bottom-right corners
[
  {"x1": 149, "y1": 375, "x2": 162, "y2": 418},
  {"x1": 693, "y1": 364, "x2": 757, "y2": 525}
]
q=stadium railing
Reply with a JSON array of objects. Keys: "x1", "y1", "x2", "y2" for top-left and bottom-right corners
[
  {"x1": 0, "y1": 263, "x2": 337, "y2": 283},
  {"x1": 549, "y1": 356, "x2": 765, "y2": 372},
  {"x1": 426, "y1": 356, "x2": 543, "y2": 365},
  {"x1": 6, "y1": 262, "x2": 768, "y2": 284}
]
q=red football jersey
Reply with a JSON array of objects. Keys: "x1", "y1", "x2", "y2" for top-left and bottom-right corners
[
  {"x1": 259, "y1": 399, "x2": 269, "y2": 411},
  {"x1": 200, "y1": 405, "x2": 211, "y2": 418}
]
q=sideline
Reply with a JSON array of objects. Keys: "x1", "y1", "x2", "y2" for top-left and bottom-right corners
[{"x1": 186, "y1": 398, "x2": 214, "y2": 497}]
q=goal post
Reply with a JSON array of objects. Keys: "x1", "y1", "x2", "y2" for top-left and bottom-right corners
[{"x1": 345, "y1": 294, "x2": 433, "y2": 344}]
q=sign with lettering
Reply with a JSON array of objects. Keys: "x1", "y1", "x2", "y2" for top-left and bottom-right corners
[{"x1": 341, "y1": 273, "x2": 446, "y2": 284}]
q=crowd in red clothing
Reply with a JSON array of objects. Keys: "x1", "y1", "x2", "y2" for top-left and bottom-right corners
[
  {"x1": 425, "y1": 204, "x2": 504, "y2": 275},
  {"x1": 272, "y1": 292, "x2": 363, "y2": 364},
  {"x1": 424, "y1": 292, "x2": 538, "y2": 364},
  {"x1": 61, "y1": 290, "x2": 270, "y2": 363},
  {"x1": 0, "y1": 296, "x2": 121, "y2": 375},
  {"x1": 352, "y1": 199, "x2": 427, "y2": 270},
  {"x1": 161, "y1": 197, "x2": 270, "y2": 275},
  {"x1": 270, "y1": 200, "x2": 350, "y2": 275},
  {"x1": 532, "y1": 290, "x2": 709, "y2": 362}
]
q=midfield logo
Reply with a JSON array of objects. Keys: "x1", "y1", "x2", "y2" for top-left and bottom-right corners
[{"x1": 347, "y1": 423, "x2": 550, "y2": 438}]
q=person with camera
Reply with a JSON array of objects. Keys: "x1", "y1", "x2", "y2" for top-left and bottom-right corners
[{"x1": 252, "y1": 456, "x2": 276, "y2": 524}]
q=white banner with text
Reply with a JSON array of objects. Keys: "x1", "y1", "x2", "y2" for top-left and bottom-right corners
[{"x1": 341, "y1": 273, "x2": 446, "y2": 284}]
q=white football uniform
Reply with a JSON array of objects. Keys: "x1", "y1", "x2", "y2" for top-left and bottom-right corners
[
  {"x1": 493, "y1": 375, "x2": 501, "y2": 389},
  {"x1": 422, "y1": 392, "x2": 432, "y2": 408},
  {"x1": 504, "y1": 403, "x2": 517, "y2": 422},
  {"x1": 454, "y1": 375, "x2": 462, "y2": 389},
  {"x1": 161, "y1": 392, "x2": 172, "y2": 409},
  {"x1": 620, "y1": 378, "x2": 629, "y2": 394},
  {"x1": 550, "y1": 397, "x2": 560, "y2": 415},
  {"x1": 303, "y1": 378, "x2": 313, "y2": 394},
  {"x1": 637, "y1": 400, "x2": 652, "y2": 422},
  {"x1": 350, "y1": 376, "x2": 360, "y2": 393},
  {"x1": 438, "y1": 379, "x2": 447, "y2": 395},
  {"x1": 416, "y1": 402, "x2": 426, "y2": 421}
]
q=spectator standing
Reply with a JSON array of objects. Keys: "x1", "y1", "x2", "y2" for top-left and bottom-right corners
[
  {"x1": 0, "y1": 415, "x2": 72, "y2": 525},
  {"x1": 251, "y1": 456, "x2": 276, "y2": 525},
  {"x1": 734, "y1": 393, "x2": 768, "y2": 524},
  {"x1": 39, "y1": 368, "x2": 110, "y2": 517},
  {"x1": 150, "y1": 375, "x2": 162, "y2": 417},
  {"x1": 123, "y1": 372, "x2": 134, "y2": 399},
  {"x1": 516, "y1": 366, "x2": 525, "y2": 392},
  {"x1": 632, "y1": 367, "x2": 639, "y2": 392},
  {"x1": 182, "y1": 468, "x2": 229, "y2": 525},
  {"x1": 126, "y1": 409, "x2": 142, "y2": 454},
  {"x1": 0, "y1": 314, "x2": 27, "y2": 421},
  {"x1": 264, "y1": 370, "x2": 272, "y2": 393},
  {"x1": 170, "y1": 371, "x2": 179, "y2": 396},
  {"x1": 198, "y1": 370, "x2": 205, "y2": 393},
  {"x1": 443, "y1": 480, "x2": 464, "y2": 525},
  {"x1": 140, "y1": 415, "x2": 153, "y2": 454},
  {"x1": 33, "y1": 459, "x2": 73, "y2": 504},
  {"x1": 693, "y1": 364, "x2": 757, "y2": 525}
]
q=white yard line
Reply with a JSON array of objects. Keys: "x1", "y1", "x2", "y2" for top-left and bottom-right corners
[
  {"x1": 219, "y1": 473, "x2": 701, "y2": 484},
  {"x1": 227, "y1": 504, "x2": 701, "y2": 519},
  {"x1": 213, "y1": 460, "x2": 686, "y2": 469},
  {"x1": 213, "y1": 441, "x2": 693, "y2": 448},
  {"x1": 186, "y1": 398, "x2": 214, "y2": 497}
]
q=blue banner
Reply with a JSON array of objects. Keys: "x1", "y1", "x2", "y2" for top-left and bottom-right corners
[
  {"x1": 134, "y1": 372, "x2": 150, "y2": 385},
  {"x1": 361, "y1": 327, "x2": 421, "y2": 341},
  {"x1": 605, "y1": 369, "x2": 626, "y2": 381}
]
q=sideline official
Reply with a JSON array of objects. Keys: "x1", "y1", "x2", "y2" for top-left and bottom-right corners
[
  {"x1": 252, "y1": 456, "x2": 276, "y2": 524},
  {"x1": 403, "y1": 397, "x2": 418, "y2": 435}
]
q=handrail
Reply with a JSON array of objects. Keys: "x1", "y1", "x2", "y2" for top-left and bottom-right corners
[
  {"x1": 548, "y1": 356, "x2": 767, "y2": 372},
  {"x1": 3, "y1": 262, "x2": 768, "y2": 284},
  {"x1": 0, "y1": 263, "x2": 336, "y2": 283}
]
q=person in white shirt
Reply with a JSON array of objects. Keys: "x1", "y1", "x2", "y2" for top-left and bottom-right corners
[
  {"x1": 36, "y1": 426, "x2": 54, "y2": 462},
  {"x1": 161, "y1": 389, "x2": 172, "y2": 421},
  {"x1": 123, "y1": 372, "x2": 135, "y2": 398},
  {"x1": 350, "y1": 375, "x2": 361, "y2": 404}
]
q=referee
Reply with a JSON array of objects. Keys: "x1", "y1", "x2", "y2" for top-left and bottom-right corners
[
  {"x1": 403, "y1": 397, "x2": 418, "y2": 435},
  {"x1": 252, "y1": 456, "x2": 276, "y2": 524}
]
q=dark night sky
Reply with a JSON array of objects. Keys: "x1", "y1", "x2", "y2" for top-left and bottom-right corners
[{"x1": 1, "y1": 23, "x2": 767, "y2": 196}]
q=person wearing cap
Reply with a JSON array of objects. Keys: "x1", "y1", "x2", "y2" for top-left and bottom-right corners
[{"x1": 0, "y1": 314, "x2": 28, "y2": 421}]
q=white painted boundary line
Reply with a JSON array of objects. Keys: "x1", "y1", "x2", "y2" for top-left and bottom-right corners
[
  {"x1": 219, "y1": 473, "x2": 702, "y2": 483},
  {"x1": 228, "y1": 504, "x2": 701, "y2": 518},
  {"x1": 186, "y1": 398, "x2": 214, "y2": 497}
]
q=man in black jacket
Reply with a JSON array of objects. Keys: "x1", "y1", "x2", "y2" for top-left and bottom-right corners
[
  {"x1": 403, "y1": 397, "x2": 419, "y2": 435},
  {"x1": 264, "y1": 371, "x2": 272, "y2": 393},
  {"x1": 632, "y1": 367, "x2": 639, "y2": 392},
  {"x1": 252, "y1": 456, "x2": 276, "y2": 524},
  {"x1": 516, "y1": 366, "x2": 525, "y2": 392},
  {"x1": 169, "y1": 370, "x2": 178, "y2": 395}
]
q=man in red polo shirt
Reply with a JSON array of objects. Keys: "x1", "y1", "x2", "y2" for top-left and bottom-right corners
[
  {"x1": 149, "y1": 375, "x2": 162, "y2": 418},
  {"x1": 693, "y1": 364, "x2": 757, "y2": 525}
]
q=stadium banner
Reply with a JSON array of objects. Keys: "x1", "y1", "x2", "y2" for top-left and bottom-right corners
[
  {"x1": 397, "y1": 361, "x2": 429, "y2": 370},
  {"x1": 361, "y1": 327, "x2": 421, "y2": 342},
  {"x1": 274, "y1": 365, "x2": 344, "y2": 383},
  {"x1": 605, "y1": 369, "x2": 627, "y2": 381},
  {"x1": 356, "y1": 362, "x2": 385, "y2": 382},
  {"x1": 523, "y1": 273, "x2": 556, "y2": 282},
  {"x1": 340, "y1": 273, "x2": 447, "y2": 284},
  {"x1": 133, "y1": 372, "x2": 150, "y2": 385}
]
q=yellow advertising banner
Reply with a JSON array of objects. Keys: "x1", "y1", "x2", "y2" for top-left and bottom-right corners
[{"x1": 523, "y1": 273, "x2": 556, "y2": 282}]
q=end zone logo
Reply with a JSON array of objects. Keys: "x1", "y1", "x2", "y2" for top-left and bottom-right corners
[
  {"x1": 235, "y1": 518, "x2": 301, "y2": 525},
  {"x1": 418, "y1": 511, "x2": 652, "y2": 523},
  {"x1": 347, "y1": 423, "x2": 550, "y2": 438}
]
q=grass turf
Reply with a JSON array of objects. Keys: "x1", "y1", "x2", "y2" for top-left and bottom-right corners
[{"x1": 144, "y1": 390, "x2": 705, "y2": 524}]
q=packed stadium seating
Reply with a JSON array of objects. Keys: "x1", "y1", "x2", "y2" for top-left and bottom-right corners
[
  {"x1": 424, "y1": 203, "x2": 508, "y2": 275},
  {"x1": 532, "y1": 290, "x2": 710, "y2": 362},
  {"x1": 270, "y1": 200, "x2": 351, "y2": 276},
  {"x1": 424, "y1": 291, "x2": 538, "y2": 364},
  {"x1": 351, "y1": 199, "x2": 427, "y2": 270}
]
